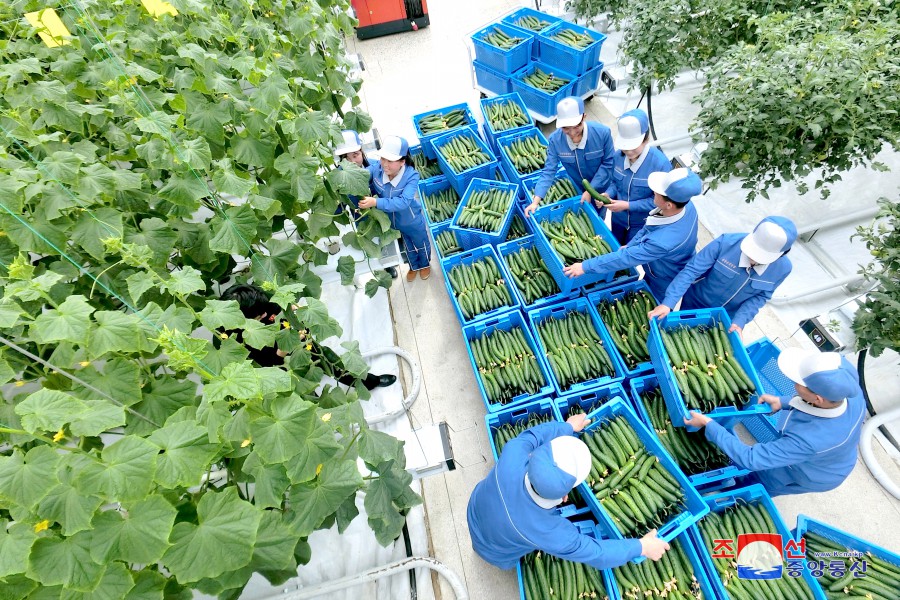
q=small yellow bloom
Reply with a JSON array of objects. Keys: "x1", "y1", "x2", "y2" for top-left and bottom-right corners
[
  {"x1": 321, "y1": 413, "x2": 332, "y2": 423},
  {"x1": 305, "y1": 343, "x2": 312, "y2": 351},
  {"x1": 273, "y1": 52, "x2": 281, "y2": 58},
  {"x1": 219, "y1": 333, "x2": 229, "y2": 339},
  {"x1": 282, "y1": 321, "x2": 291, "y2": 329},
  {"x1": 53, "y1": 428, "x2": 65, "y2": 443},
  {"x1": 79, "y1": 361, "x2": 91, "y2": 367},
  {"x1": 15, "y1": 380, "x2": 24, "y2": 387},
  {"x1": 34, "y1": 520, "x2": 50, "y2": 533},
  {"x1": 315, "y1": 464, "x2": 323, "y2": 476},
  {"x1": 241, "y1": 438, "x2": 252, "y2": 448}
]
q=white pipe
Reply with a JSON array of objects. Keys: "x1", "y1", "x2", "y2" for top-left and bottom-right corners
[
  {"x1": 797, "y1": 206, "x2": 880, "y2": 236},
  {"x1": 769, "y1": 274, "x2": 867, "y2": 304},
  {"x1": 650, "y1": 132, "x2": 697, "y2": 148},
  {"x1": 276, "y1": 556, "x2": 469, "y2": 600},
  {"x1": 859, "y1": 406, "x2": 900, "y2": 500},
  {"x1": 363, "y1": 346, "x2": 422, "y2": 425}
]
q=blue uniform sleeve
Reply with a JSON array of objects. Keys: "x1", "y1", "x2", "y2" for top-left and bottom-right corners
[
  {"x1": 544, "y1": 519, "x2": 642, "y2": 570},
  {"x1": 534, "y1": 133, "x2": 562, "y2": 199},
  {"x1": 581, "y1": 235, "x2": 668, "y2": 274},
  {"x1": 629, "y1": 150, "x2": 669, "y2": 213},
  {"x1": 504, "y1": 421, "x2": 575, "y2": 455},
  {"x1": 705, "y1": 420, "x2": 814, "y2": 471},
  {"x1": 731, "y1": 259, "x2": 792, "y2": 328},
  {"x1": 375, "y1": 171, "x2": 421, "y2": 213},
  {"x1": 588, "y1": 129, "x2": 615, "y2": 193},
  {"x1": 661, "y1": 237, "x2": 723, "y2": 308}
]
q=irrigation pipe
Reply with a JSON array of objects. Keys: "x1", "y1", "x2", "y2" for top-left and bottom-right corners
[
  {"x1": 363, "y1": 346, "x2": 422, "y2": 425},
  {"x1": 859, "y1": 406, "x2": 900, "y2": 501}
]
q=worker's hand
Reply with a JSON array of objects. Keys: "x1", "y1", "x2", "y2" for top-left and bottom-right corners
[
  {"x1": 648, "y1": 304, "x2": 671, "y2": 321},
  {"x1": 523, "y1": 195, "x2": 541, "y2": 217},
  {"x1": 683, "y1": 411, "x2": 711, "y2": 429},
  {"x1": 758, "y1": 394, "x2": 783, "y2": 414},
  {"x1": 563, "y1": 262, "x2": 584, "y2": 278},
  {"x1": 606, "y1": 199, "x2": 629, "y2": 213},
  {"x1": 566, "y1": 413, "x2": 591, "y2": 433},
  {"x1": 580, "y1": 191, "x2": 592, "y2": 204},
  {"x1": 728, "y1": 323, "x2": 743, "y2": 339},
  {"x1": 639, "y1": 529, "x2": 670, "y2": 561},
  {"x1": 358, "y1": 196, "x2": 377, "y2": 209}
]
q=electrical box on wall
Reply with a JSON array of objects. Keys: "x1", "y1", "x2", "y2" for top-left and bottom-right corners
[
  {"x1": 800, "y1": 317, "x2": 846, "y2": 352},
  {"x1": 351, "y1": 0, "x2": 430, "y2": 40}
]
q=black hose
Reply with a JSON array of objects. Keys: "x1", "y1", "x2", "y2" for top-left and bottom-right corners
[
  {"x1": 857, "y1": 349, "x2": 900, "y2": 451},
  {"x1": 402, "y1": 521, "x2": 418, "y2": 599},
  {"x1": 645, "y1": 83, "x2": 658, "y2": 141}
]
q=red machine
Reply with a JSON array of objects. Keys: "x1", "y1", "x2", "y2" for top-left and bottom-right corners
[{"x1": 351, "y1": 0, "x2": 429, "y2": 40}]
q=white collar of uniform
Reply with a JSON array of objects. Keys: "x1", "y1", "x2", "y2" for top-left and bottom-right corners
[
  {"x1": 565, "y1": 122, "x2": 590, "y2": 150},
  {"x1": 739, "y1": 251, "x2": 769, "y2": 275},
  {"x1": 646, "y1": 206, "x2": 687, "y2": 226},
  {"x1": 623, "y1": 144, "x2": 650, "y2": 172},
  {"x1": 381, "y1": 164, "x2": 406, "y2": 186},
  {"x1": 789, "y1": 395, "x2": 847, "y2": 418}
]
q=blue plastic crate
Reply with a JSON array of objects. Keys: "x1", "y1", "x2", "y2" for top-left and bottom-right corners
[
  {"x1": 485, "y1": 397, "x2": 557, "y2": 461},
  {"x1": 577, "y1": 397, "x2": 710, "y2": 558},
  {"x1": 573, "y1": 61, "x2": 605, "y2": 97},
  {"x1": 431, "y1": 130, "x2": 499, "y2": 197},
  {"x1": 578, "y1": 268, "x2": 641, "y2": 295},
  {"x1": 495, "y1": 127, "x2": 550, "y2": 184},
  {"x1": 473, "y1": 60, "x2": 511, "y2": 96},
  {"x1": 418, "y1": 176, "x2": 458, "y2": 228},
  {"x1": 553, "y1": 382, "x2": 628, "y2": 421},
  {"x1": 462, "y1": 309, "x2": 554, "y2": 413},
  {"x1": 629, "y1": 374, "x2": 750, "y2": 491},
  {"x1": 449, "y1": 178, "x2": 518, "y2": 249},
  {"x1": 743, "y1": 337, "x2": 794, "y2": 443},
  {"x1": 430, "y1": 220, "x2": 464, "y2": 262},
  {"x1": 501, "y1": 7, "x2": 562, "y2": 60},
  {"x1": 496, "y1": 235, "x2": 578, "y2": 313},
  {"x1": 409, "y1": 144, "x2": 444, "y2": 183},
  {"x1": 480, "y1": 93, "x2": 534, "y2": 155},
  {"x1": 502, "y1": 202, "x2": 535, "y2": 240},
  {"x1": 607, "y1": 528, "x2": 718, "y2": 600},
  {"x1": 412, "y1": 102, "x2": 480, "y2": 160},
  {"x1": 647, "y1": 307, "x2": 770, "y2": 429},
  {"x1": 472, "y1": 22, "x2": 534, "y2": 75},
  {"x1": 527, "y1": 297, "x2": 626, "y2": 396},
  {"x1": 510, "y1": 61, "x2": 576, "y2": 120},
  {"x1": 532, "y1": 196, "x2": 622, "y2": 294},
  {"x1": 538, "y1": 22, "x2": 606, "y2": 77},
  {"x1": 587, "y1": 280, "x2": 659, "y2": 378},
  {"x1": 441, "y1": 244, "x2": 518, "y2": 326},
  {"x1": 520, "y1": 167, "x2": 582, "y2": 207},
  {"x1": 693, "y1": 485, "x2": 827, "y2": 600}
]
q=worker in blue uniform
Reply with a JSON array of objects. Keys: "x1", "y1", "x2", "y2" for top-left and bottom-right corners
[
  {"x1": 467, "y1": 413, "x2": 671, "y2": 571},
  {"x1": 685, "y1": 348, "x2": 865, "y2": 497},
  {"x1": 649, "y1": 216, "x2": 798, "y2": 337},
  {"x1": 524, "y1": 96, "x2": 615, "y2": 217},
  {"x1": 599, "y1": 109, "x2": 672, "y2": 245},
  {"x1": 359, "y1": 135, "x2": 432, "y2": 282},
  {"x1": 562, "y1": 168, "x2": 701, "y2": 300}
]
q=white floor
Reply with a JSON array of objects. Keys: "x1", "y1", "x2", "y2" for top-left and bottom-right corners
[{"x1": 350, "y1": 2, "x2": 900, "y2": 598}]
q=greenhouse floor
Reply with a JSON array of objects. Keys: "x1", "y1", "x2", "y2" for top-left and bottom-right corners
[{"x1": 352, "y1": 2, "x2": 900, "y2": 598}]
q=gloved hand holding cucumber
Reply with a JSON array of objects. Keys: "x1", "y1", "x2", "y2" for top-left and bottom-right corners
[{"x1": 582, "y1": 178, "x2": 612, "y2": 207}]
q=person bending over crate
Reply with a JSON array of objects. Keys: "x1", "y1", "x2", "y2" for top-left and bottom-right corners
[
  {"x1": 524, "y1": 96, "x2": 615, "y2": 217},
  {"x1": 562, "y1": 168, "x2": 701, "y2": 300},
  {"x1": 684, "y1": 348, "x2": 866, "y2": 497},
  {"x1": 648, "y1": 216, "x2": 797, "y2": 338},
  {"x1": 467, "y1": 413, "x2": 671, "y2": 571}
]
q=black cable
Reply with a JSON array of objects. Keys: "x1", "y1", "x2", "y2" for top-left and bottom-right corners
[
  {"x1": 857, "y1": 349, "x2": 900, "y2": 452},
  {"x1": 401, "y1": 521, "x2": 418, "y2": 599},
  {"x1": 645, "y1": 83, "x2": 658, "y2": 141}
]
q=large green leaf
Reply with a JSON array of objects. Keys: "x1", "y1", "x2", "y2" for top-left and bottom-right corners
[
  {"x1": 208, "y1": 204, "x2": 258, "y2": 254},
  {"x1": 212, "y1": 163, "x2": 255, "y2": 198},
  {"x1": 161, "y1": 487, "x2": 261, "y2": 584},
  {"x1": 134, "y1": 111, "x2": 180, "y2": 135},
  {"x1": 201, "y1": 337, "x2": 250, "y2": 375},
  {"x1": 40, "y1": 151, "x2": 84, "y2": 184},
  {"x1": 203, "y1": 361, "x2": 261, "y2": 403},
  {"x1": 60, "y1": 562, "x2": 135, "y2": 600},
  {"x1": 87, "y1": 311, "x2": 142, "y2": 357},
  {"x1": 37, "y1": 483, "x2": 103, "y2": 536},
  {"x1": 15, "y1": 389, "x2": 85, "y2": 435},
  {"x1": 27, "y1": 530, "x2": 103, "y2": 591},
  {"x1": 241, "y1": 454, "x2": 289, "y2": 509},
  {"x1": 90, "y1": 496, "x2": 176, "y2": 564},
  {"x1": 198, "y1": 300, "x2": 246, "y2": 330},
  {"x1": 158, "y1": 173, "x2": 209, "y2": 209},
  {"x1": 285, "y1": 459, "x2": 362, "y2": 537},
  {"x1": 248, "y1": 511, "x2": 297, "y2": 572},
  {"x1": 295, "y1": 298, "x2": 342, "y2": 340},
  {"x1": 239, "y1": 319, "x2": 278, "y2": 350},
  {"x1": 163, "y1": 266, "x2": 206, "y2": 296},
  {"x1": 342, "y1": 110, "x2": 374, "y2": 134},
  {"x1": 128, "y1": 377, "x2": 197, "y2": 436},
  {"x1": 30, "y1": 295, "x2": 95, "y2": 344},
  {"x1": 179, "y1": 138, "x2": 212, "y2": 171},
  {"x1": 74, "y1": 436, "x2": 158, "y2": 502},
  {"x1": 71, "y1": 208, "x2": 123, "y2": 261},
  {"x1": 231, "y1": 134, "x2": 275, "y2": 168},
  {"x1": 68, "y1": 399, "x2": 127, "y2": 438},
  {"x1": 326, "y1": 161, "x2": 371, "y2": 197},
  {"x1": 147, "y1": 421, "x2": 219, "y2": 488},
  {"x1": 123, "y1": 570, "x2": 166, "y2": 600},
  {"x1": 0, "y1": 520, "x2": 38, "y2": 578},
  {"x1": 126, "y1": 218, "x2": 179, "y2": 257},
  {"x1": 250, "y1": 396, "x2": 321, "y2": 464},
  {"x1": 250, "y1": 238, "x2": 302, "y2": 282},
  {"x1": 73, "y1": 359, "x2": 143, "y2": 408},
  {"x1": 363, "y1": 477, "x2": 406, "y2": 546},
  {"x1": 358, "y1": 428, "x2": 404, "y2": 467}
]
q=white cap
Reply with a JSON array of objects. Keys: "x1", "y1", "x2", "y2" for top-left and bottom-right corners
[
  {"x1": 614, "y1": 109, "x2": 649, "y2": 151},
  {"x1": 334, "y1": 130, "x2": 362, "y2": 158},
  {"x1": 378, "y1": 135, "x2": 409, "y2": 161},
  {"x1": 524, "y1": 436, "x2": 592, "y2": 509},
  {"x1": 740, "y1": 217, "x2": 798, "y2": 264},
  {"x1": 556, "y1": 97, "x2": 585, "y2": 129},
  {"x1": 647, "y1": 168, "x2": 702, "y2": 203},
  {"x1": 777, "y1": 348, "x2": 859, "y2": 402}
]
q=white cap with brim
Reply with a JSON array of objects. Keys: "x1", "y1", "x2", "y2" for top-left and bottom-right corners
[
  {"x1": 378, "y1": 135, "x2": 409, "y2": 161},
  {"x1": 777, "y1": 348, "x2": 860, "y2": 402},
  {"x1": 647, "y1": 168, "x2": 702, "y2": 204},
  {"x1": 615, "y1": 109, "x2": 649, "y2": 151},
  {"x1": 740, "y1": 217, "x2": 798, "y2": 265},
  {"x1": 334, "y1": 130, "x2": 362, "y2": 158},
  {"x1": 524, "y1": 436, "x2": 592, "y2": 509},
  {"x1": 556, "y1": 97, "x2": 585, "y2": 129}
]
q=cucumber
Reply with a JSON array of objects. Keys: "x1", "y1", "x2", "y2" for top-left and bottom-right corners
[{"x1": 582, "y1": 178, "x2": 611, "y2": 204}]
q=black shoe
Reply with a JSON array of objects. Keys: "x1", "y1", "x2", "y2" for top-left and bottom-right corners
[
  {"x1": 386, "y1": 267, "x2": 398, "y2": 279},
  {"x1": 363, "y1": 373, "x2": 397, "y2": 390}
]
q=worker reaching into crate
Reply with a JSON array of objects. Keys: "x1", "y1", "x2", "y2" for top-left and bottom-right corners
[
  {"x1": 466, "y1": 413, "x2": 671, "y2": 571},
  {"x1": 684, "y1": 348, "x2": 866, "y2": 497},
  {"x1": 562, "y1": 168, "x2": 701, "y2": 300},
  {"x1": 523, "y1": 96, "x2": 615, "y2": 217}
]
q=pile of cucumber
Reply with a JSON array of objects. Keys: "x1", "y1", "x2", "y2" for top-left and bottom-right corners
[
  {"x1": 436, "y1": 134, "x2": 492, "y2": 174},
  {"x1": 659, "y1": 323, "x2": 756, "y2": 412},
  {"x1": 502, "y1": 134, "x2": 547, "y2": 175},
  {"x1": 491, "y1": 411, "x2": 554, "y2": 456},
  {"x1": 503, "y1": 244, "x2": 560, "y2": 304},
  {"x1": 422, "y1": 185, "x2": 459, "y2": 224},
  {"x1": 522, "y1": 67, "x2": 570, "y2": 92},
  {"x1": 521, "y1": 551, "x2": 609, "y2": 600},
  {"x1": 411, "y1": 150, "x2": 442, "y2": 179},
  {"x1": 596, "y1": 289, "x2": 655, "y2": 369},
  {"x1": 447, "y1": 257, "x2": 514, "y2": 320},
  {"x1": 565, "y1": 397, "x2": 612, "y2": 419},
  {"x1": 539, "y1": 210, "x2": 612, "y2": 266},
  {"x1": 505, "y1": 214, "x2": 529, "y2": 241},
  {"x1": 456, "y1": 187, "x2": 515, "y2": 232},
  {"x1": 417, "y1": 108, "x2": 469, "y2": 134},
  {"x1": 697, "y1": 503, "x2": 816, "y2": 600},
  {"x1": 536, "y1": 310, "x2": 617, "y2": 390},
  {"x1": 539, "y1": 176, "x2": 580, "y2": 203},
  {"x1": 583, "y1": 415, "x2": 686, "y2": 536},
  {"x1": 471, "y1": 325, "x2": 546, "y2": 405},
  {"x1": 485, "y1": 99, "x2": 530, "y2": 133},
  {"x1": 805, "y1": 530, "x2": 899, "y2": 599},
  {"x1": 481, "y1": 26, "x2": 524, "y2": 50},
  {"x1": 550, "y1": 27, "x2": 595, "y2": 50},
  {"x1": 513, "y1": 14, "x2": 552, "y2": 32},
  {"x1": 612, "y1": 537, "x2": 703, "y2": 600},
  {"x1": 636, "y1": 385, "x2": 731, "y2": 476},
  {"x1": 435, "y1": 229, "x2": 462, "y2": 258}
]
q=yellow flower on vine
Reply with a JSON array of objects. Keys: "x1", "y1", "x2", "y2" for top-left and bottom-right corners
[
  {"x1": 79, "y1": 361, "x2": 91, "y2": 367},
  {"x1": 305, "y1": 344, "x2": 313, "y2": 351},
  {"x1": 321, "y1": 413, "x2": 332, "y2": 423},
  {"x1": 34, "y1": 520, "x2": 50, "y2": 533},
  {"x1": 241, "y1": 438, "x2": 252, "y2": 448},
  {"x1": 53, "y1": 428, "x2": 65, "y2": 443},
  {"x1": 315, "y1": 464, "x2": 323, "y2": 476}
]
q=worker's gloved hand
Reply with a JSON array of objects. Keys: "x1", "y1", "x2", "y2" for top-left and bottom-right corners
[
  {"x1": 647, "y1": 304, "x2": 671, "y2": 321},
  {"x1": 566, "y1": 413, "x2": 591, "y2": 432},
  {"x1": 563, "y1": 262, "x2": 584, "y2": 278},
  {"x1": 758, "y1": 394, "x2": 783, "y2": 414},
  {"x1": 524, "y1": 195, "x2": 541, "y2": 217},
  {"x1": 683, "y1": 411, "x2": 711, "y2": 429},
  {"x1": 639, "y1": 529, "x2": 670, "y2": 561}
]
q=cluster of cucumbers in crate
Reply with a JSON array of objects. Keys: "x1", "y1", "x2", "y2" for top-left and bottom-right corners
[
  {"x1": 418, "y1": 108, "x2": 470, "y2": 134},
  {"x1": 491, "y1": 411, "x2": 554, "y2": 456},
  {"x1": 447, "y1": 257, "x2": 514, "y2": 319},
  {"x1": 471, "y1": 325, "x2": 546, "y2": 405},
  {"x1": 437, "y1": 134, "x2": 492, "y2": 173},
  {"x1": 504, "y1": 244, "x2": 560, "y2": 304},
  {"x1": 456, "y1": 187, "x2": 515, "y2": 232},
  {"x1": 595, "y1": 290, "x2": 655, "y2": 369},
  {"x1": 550, "y1": 27, "x2": 596, "y2": 50},
  {"x1": 805, "y1": 531, "x2": 899, "y2": 600},
  {"x1": 540, "y1": 210, "x2": 613, "y2": 265},
  {"x1": 612, "y1": 537, "x2": 703, "y2": 600},
  {"x1": 506, "y1": 214, "x2": 529, "y2": 240},
  {"x1": 481, "y1": 26, "x2": 525, "y2": 50},
  {"x1": 522, "y1": 67, "x2": 570, "y2": 92},
  {"x1": 485, "y1": 99, "x2": 530, "y2": 132},
  {"x1": 541, "y1": 177, "x2": 580, "y2": 203},
  {"x1": 522, "y1": 550, "x2": 609, "y2": 600},
  {"x1": 412, "y1": 151, "x2": 442, "y2": 179},
  {"x1": 537, "y1": 310, "x2": 616, "y2": 389},
  {"x1": 512, "y1": 14, "x2": 552, "y2": 32},
  {"x1": 504, "y1": 135, "x2": 548, "y2": 175},
  {"x1": 423, "y1": 186, "x2": 460, "y2": 223},
  {"x1": 435, "y1": 229, "x2": 462, "y2": 257}
]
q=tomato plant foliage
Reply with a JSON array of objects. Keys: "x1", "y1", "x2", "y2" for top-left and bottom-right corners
[{"x1": 0, "y1": 1, "x2": 417, "y2": 598}]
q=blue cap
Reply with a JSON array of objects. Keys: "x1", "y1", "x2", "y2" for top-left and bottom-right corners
[
  {"x1": 615, "y1": 109, "x2": 650, "y2": 151},
  {"x1": 379, "y1": 135, "x2": 409, "y2": 161},
  {"x1": 556, "y1": 96, "x2": 586, "y2": 128},
  {"x1": 740, "y1": 216, "x2": 798, "y2": 264},
  {"x1": 648, "y1": 168, "x2": 703, "y2": 203},
  {"x1": 525, "y1": 436, "x2": 591, "y2": 508},
  {"x1": 778, "y1": 349, "x2": 860, "y2": 402}
]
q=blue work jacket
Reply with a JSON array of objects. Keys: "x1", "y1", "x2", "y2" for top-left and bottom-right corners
[
  {"x1": 582, "y1": 203, "x2": 699, "y2": 300},
  {"x1": 534, "y1": 122, "x2": 615, "y2": 200},
  {"x1": 606, "y1": 147, "x2": 672, "y2": 239},
  {"x1": 367, "y1": 163, "x2": 425, "y2": 233},
  {"x1": 705, "y1": 363, "x2": 865, "y2": 497},
  {"x1": 662, "y1": 234, "x2": 793, "y2": 328},
  {"x1": 467, "y1": 421, "x2": 641, "y2": 570}
]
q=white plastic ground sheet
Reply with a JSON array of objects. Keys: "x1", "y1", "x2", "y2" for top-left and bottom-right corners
[{"x1": 223, "y1": 236, "x2": 435, "y2": 600}]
